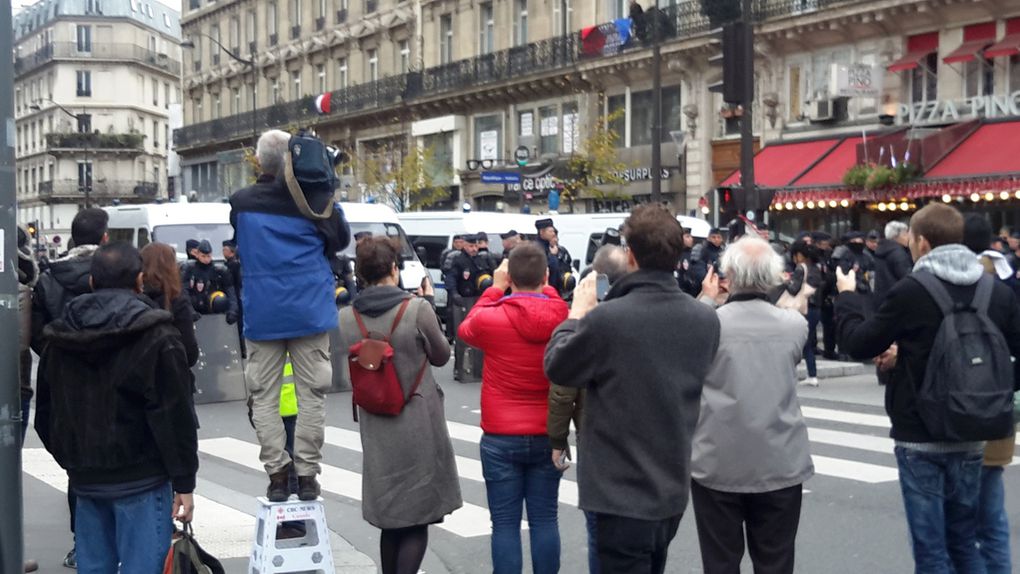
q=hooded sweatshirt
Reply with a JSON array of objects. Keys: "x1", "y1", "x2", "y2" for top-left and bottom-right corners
[
  {"x1": 35, "y1": 289, "x2": 199, "y2": 493},
  {"x1": 459, "y1": 285, "x2": 569, "y2": 435},
  {"x1": 31, "y1": 244, "x2": 100, "y2": 352},
  {"x1": 837, "y1": 244, "x2": 1020, "y2": 444}
]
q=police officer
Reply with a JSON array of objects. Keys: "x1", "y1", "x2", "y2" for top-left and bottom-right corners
[
  {"x1": 330, "y1": 253, "x2": 358, "y2": 307},
  {"x1": 181, "y1": 239, "x2": 239, "y2": 324},
  {"x1": 475, "y1": 232, "x2": 500, "y2": 274},
  {"x1": 687, "y1": 227, "x2": 725, "y2": 288},
  {"x1": 223, "y1": 239, "x2": 245, "y2": 354},
  {"x1": 440, "y1": 234, "x2": 466, "y2": 340},
  {"x1": 536, "y1": 218, "x2": 573, "y2": 296},
  {"x1": 676, "y1": 227, "x2": 700, "y2": 297},
  {"x1": 501, "y1": 230, "x2": 521, "y2": 259},
  {"x1": 444, "y1": 233, "x2": 485, "y2": 382}
]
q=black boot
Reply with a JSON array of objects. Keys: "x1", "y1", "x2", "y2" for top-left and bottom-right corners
[
  {"x1": 297, "y1": 476, "x2": 321, "y2": 501},
  {"x1": 267, "y1": 465, "x2": 291, "y2": 502}
]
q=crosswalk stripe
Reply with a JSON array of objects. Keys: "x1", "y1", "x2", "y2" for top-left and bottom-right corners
[
  {"x1": 801, "y1": 406, "x2": 891, "y2": 429},
  {"x1": 324, "y1": 426, "x2": 580, "y2": 506},
  {"x1": 21, "y1": 448, "x2": 254, "y2": 559},
  {"x1": 807, "y1": 427, "x2": 894, "y2": 454},
  {"x1": 811, "y1": 455, "x2": 899, "y2": 483},
  {"x1": 200, "y1": 437, "x2": 496, "y2": 538}
]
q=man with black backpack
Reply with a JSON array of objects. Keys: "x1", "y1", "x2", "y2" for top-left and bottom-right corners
[{"x1": 835, "y1": 203, "x2": 1020, "y2": 573}]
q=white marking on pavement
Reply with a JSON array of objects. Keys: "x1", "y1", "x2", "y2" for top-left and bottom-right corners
[
  {"x1": 811, "y1": 455, "x2": 899, "y2": 483},
  {"x1": 21, "y1": 448, "x2": 254, "y2": 558},
  {"x1": 801, "y1": 406, "x2": 891, "y2": 429},
  {"x1": 807, "y1": 428, "x2": 894, "y2": 454},
  {"x1": 201, "y1": 437, "x2": 498, "y2": 538},
  {"x1": 324, "y1": 426, "x2": 579, "y2": 506}
]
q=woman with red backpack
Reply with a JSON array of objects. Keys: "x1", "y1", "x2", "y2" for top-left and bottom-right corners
[{"x1": 339, "y1": 236, "x2": 463, "y2": 574}]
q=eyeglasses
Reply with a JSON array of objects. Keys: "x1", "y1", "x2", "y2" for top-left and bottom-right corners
[{"x1": 466, "y1": 159, "x2": 496, "y2": 171}]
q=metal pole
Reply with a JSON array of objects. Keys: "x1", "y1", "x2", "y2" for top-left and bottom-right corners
[
  {"x1": 0, "y1": 0, "x2": 26, "y2": 571},
  {"x1": 250, "y1": 53, "x2": 257, "y2": 150},
  {"x1": 650, "y1": 0, "x2": 662, "y2": 203},
  {"x1": 739, "y1": 0, "x2": 755, "y2": 216},
  {"x1": 84, "y1": 138, "x2": 91, "y2": 209}
]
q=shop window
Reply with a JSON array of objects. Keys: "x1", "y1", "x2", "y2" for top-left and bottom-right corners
[
  {"x1": 1010, "y1": 55, "x2": 1020, "y2": 93},
  {"x1": 911, "y1": 53, "x2": 938, "y2": 104},
  {"x1": 562, "y1": 102, "x2": 578, "y2": 154},
  {"x1": 518, "y1": 109, "x2": 534, "y2": 141},
  {"x1": 474, "y1": 114, "x2": 502, "y2": 161},
  {"x1": 964, "y1": 58, "x2": 994, "y2": 98},
  {"x1": 607, "y1": 94, "x2": 626, "y2": 147}
]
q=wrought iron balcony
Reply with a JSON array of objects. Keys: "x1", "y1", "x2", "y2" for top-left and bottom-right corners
[
  {"x1": 14, "y1": 42, "x2": 182, "y2": 77},
  {"x1": 45, "y1": 132, "x2": 145, "y2": 156},
  {"x1": 291, "y1": 25, "x2": 302, "y2": 40},
  {"x1": 37, "y1": 179, "x2": 158, "y2": 202},
  {"x1": 335, "y1": 8, "x2": 348, "y2": 23},
  {"x1": 365, "y1": 0, "x2": 377, "y2": 13}
]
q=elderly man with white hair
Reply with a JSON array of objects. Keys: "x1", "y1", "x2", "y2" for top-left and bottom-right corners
[
  {"x1": 229, "y1": 129, "x2": 351, "y2": 502},
  {"x1": 874, "y1": 220, "x2": 913, "y2": 302},
  {"x1": 692, "y1": 236, "x2": 813, "y2": 574}
]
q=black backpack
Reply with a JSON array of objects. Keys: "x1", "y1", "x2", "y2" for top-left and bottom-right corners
[{"x1": 912, "y1": 271, "x2": 1015, "y2": 441}]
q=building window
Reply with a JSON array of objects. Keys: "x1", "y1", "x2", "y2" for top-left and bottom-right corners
[
  {"x1": 539, "y1": 105, "x2": 558, "y2": 155},
  {"x1": 271, "y1": 78, "x2": 280, "y2": 103},
  {"x1": 230, "y1": 16, "x2": 240, "y2": 51},
  {"x1": 630, "y1": 86, "x2": 682, "y2": 146},
  {"x1": 514, "y1": 0, "x2": 528, "y2": 46},
  {"x1": 210, "y1": 25, "x2": 221, "y2": 65},
  {"x1": 1010, "y1": 55, "x2": 1020, "y2": 93},
  {"x1": 189, "y1": 34, "x2": 202, "y2": 70},
  {"x1": 553, "y1": 0, "x2": 572, "y2": 36},
  {"x1": 367, "y1": 49, "x2": 378, "y2": 82},
  {"x1": 474, "y1": 114, "x2": 502, "y2": 160},
  {"x1": 77, "y1": 114, "x2": 92, "y2": 133},
  {"x1": 365, "y1": 0, "x2": 377, "y2": 13},
  {"x1": 787, "y1": 64, "x2": 804, "y2": 120},
  {"x1": 231, "y1": 87, "x2": 240, "y2": 114},
  {"x1": 152, "y1": 78, "x2": 159, "y2": 106},
  {"x1": 164, "y1": 82, "x2": 171, "y2": 108},
  {"x1": 76, "y1": 25, "x2": 92, "y2": 52},
  {"x1": 479, "y1": 2, "x2": 494, "y2": 55},
  {"x1": 290, "y1": 70, "x2": 302, "y2": 100},
  {"x1": 153, "y1": 119, "x2": 160, "y2": 147},
  {"x1": 77, "y1": 161, "x2": 93, "y2": 192},
  {"x1": 440, "y1": 15, "x2": 453, "y2": 65},
  {"x1": 964, "y1": 58, "x2": 994, "y2": 98},
  {"x1": 76, "y1": 70, "x2": 92, "y2": 96},
  {"x1": 193, "y1": 98, "x2": 203, "y2": 122},
  {"x1": 268, "y1": 2, "x2": 278, "y2": 41},
  {"x1": 608, "y1": 93, "x2": 626, "y2": 147},
  {"x1": 317, "y1": 64, "x2": 326, "y2": 93},
  {"x1": 338, "y1": 58, "x2": 348, "y2": 89},
  {"x1": 910, "y1": 52, "x2": 938, "y2": 104},
  {"x1": 290, "y1": 0, "x2": 302, "y2": 36},
  {"x1": 562, "y1": 102, "x2": 578, "y2": 154},
  {"x1": 318, "y1": 0, "x2": 327, "y2": 21},
  {"x1": 247, "y1": 10, "x2": 257, "y2": 50},
  {"x1": 213, "y1": 94, "x2": 221, "y2": 118},
  {"x1": 399, "y1": 41, "x2": 410, "y2": 73}
]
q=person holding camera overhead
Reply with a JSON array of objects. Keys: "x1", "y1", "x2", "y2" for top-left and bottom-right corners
[{"x1": 230, "y1": 129, "x2": 351, "y2": 502}]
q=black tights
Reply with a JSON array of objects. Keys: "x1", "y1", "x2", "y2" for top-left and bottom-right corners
[{"x1": 380, "y1": 525, "x2": 429, "y2": 574}]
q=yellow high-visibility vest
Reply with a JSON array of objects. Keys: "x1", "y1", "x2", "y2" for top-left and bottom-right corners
[{"x1": 280, "y1": 360, "x2": 298, "y2": 417}]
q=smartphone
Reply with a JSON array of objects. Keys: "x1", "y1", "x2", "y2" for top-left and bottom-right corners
[{"x1": 596, "y1": 273, "x2": 610, "y2": 301}]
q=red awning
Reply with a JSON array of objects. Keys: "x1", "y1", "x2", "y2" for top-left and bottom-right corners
[
  {"x1": 943, "y1": 38, "x2": 995, "y2": 64},
  {"x1": 926, "y1": 121, "x2": 1020, "y2": 178},
  {"x1": 889, "y1": 31, "x2": 939, "y2": 72},
  {"x1": 720, "y1": 138, "x2": 842, "y2": 188},
  {"x1": 792, "y1": 138, "x2": 858, "y2": 187},
  {"x1": 987, "y1": 19, "x2": 1020, "y2": 58}
]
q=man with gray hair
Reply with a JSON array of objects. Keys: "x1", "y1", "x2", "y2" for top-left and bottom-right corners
[
  {"x1": 230, "y1": 129, "x2": 351, "y2": 501},
  {"x1": 693, "y1": 236, "x2": 812, "y2": 573},
  {"x1": 874, "y1": 220, "x2": 913, "y2": 303}
]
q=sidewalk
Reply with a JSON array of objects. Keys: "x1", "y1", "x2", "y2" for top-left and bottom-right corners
[{"x1": 797, "y1": 358, "x2": 870, "y2": 380}]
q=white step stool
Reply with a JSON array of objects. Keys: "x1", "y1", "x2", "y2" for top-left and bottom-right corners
[{"x1": 250, "y1": 496, "x2": 336, "y2": 574}]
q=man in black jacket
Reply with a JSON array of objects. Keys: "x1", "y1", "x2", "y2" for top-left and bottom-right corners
[
  {"x1": 35, "y1": 242, "x2": 198, "y2": 573},
  {"x1": 545, "y1": 204, "x2": 720, "y2": 574},
  {"x1": 29, "y1": 207, "x2": 108, "y2": 568},
  {"x1": 835, "y1": 203, "x2": 1020, "y2": 573},
  {"x1": 873, "y1": 221, "x2": 913, "y2": 303}
]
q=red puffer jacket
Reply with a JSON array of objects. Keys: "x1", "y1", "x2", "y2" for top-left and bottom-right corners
[{"x1": 459, "y1": 286, "x2": 569, "y2": 435}]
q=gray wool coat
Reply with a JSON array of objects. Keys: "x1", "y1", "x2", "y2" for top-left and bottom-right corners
[{"x1": 339, "y1": 290, "x2": 463, "y2": 529}]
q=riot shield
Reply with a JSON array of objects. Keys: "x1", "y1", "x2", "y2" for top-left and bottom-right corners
[{"x1": 192, "y1": 315, "x2": 247, "y2": 404}]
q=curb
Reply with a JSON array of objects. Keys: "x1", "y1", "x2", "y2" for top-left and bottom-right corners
[{"x1": 797, "y1": 360, "x2": 869, "y2": 380}]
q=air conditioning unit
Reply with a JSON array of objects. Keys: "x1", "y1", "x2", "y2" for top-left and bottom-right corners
[{"x1": 807, "y1": 99, "x2": 834, "y2": 122}]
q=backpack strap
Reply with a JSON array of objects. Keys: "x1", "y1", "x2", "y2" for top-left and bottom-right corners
[
  {"x1": 351, "y1": 308, "x2": 370, "y2": 339},
  {"x1": 972, "y1": 273, "x2": 994, "y2": 315},
  {"x1": 911, "y1": 270, "x2": 955, "y2": 317},
  {"x1": 388, "y1": 298, "x2": 412, "y2": 339}
]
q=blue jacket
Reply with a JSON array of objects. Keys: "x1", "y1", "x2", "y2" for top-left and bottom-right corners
[{"x1": 230, "y1": 174, "x2": 351, "y2": 341}]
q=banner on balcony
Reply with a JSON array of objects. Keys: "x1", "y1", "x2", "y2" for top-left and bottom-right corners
[
  {"x1": 581, "y1": 19, "x2": 632, "y2": 58},
  {"x1": 315, "y1": 93, "x2": 332, "y2": 115}
]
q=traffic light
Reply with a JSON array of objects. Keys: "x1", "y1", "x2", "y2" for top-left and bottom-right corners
[
  {"x1": 717, "y1": 187, "x2": 745, "y2": 224},
  {"x1": 708, "y1": 22, "x2": 748, "y2": 105},
  {"x1": 26, "y1": 221, "x2": 38, "y2": 238}
]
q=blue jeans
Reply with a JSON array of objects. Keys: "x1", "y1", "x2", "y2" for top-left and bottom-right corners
[
  {"x1": 585, "y1": 511, "x2": 599, "y2": 574},
  {"x1": 978, "y1": 465, "x2": 1011, "y2": 574},
  {"x1": 895, "y1": 447, "x2": 985, "y2": 574},
  {"x1": 804, "y1": 306, "x2": 820, "y2": 378},
  {"x1": 74, "y1": 482, "x2": 173, "y2": 574},
  {"x1": 480, "y1": 434, "x2": 562, "y2": 574}
]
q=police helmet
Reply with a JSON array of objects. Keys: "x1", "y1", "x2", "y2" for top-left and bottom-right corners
[
  {"x1": 209, "y1": 291, "x2": 229, "y2": 313},
  {"x1": 335, "y1": 286, "x2": 351, "y2": 306},
  {"x1": 476, "y1": 273, "x2": 494, "y2": 291}
]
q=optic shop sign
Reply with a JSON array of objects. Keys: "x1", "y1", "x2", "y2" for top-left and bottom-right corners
[
  {"x1": 498, "y1": 167, "x2": 672, "y2": 193},
  {"x1": 897, "y1": 92, "x2": 1020, "y2": 125}
]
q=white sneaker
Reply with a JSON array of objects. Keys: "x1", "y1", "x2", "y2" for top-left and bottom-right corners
[{"x1": 801, "y1": 377, "x2": 819, "y2": 387}]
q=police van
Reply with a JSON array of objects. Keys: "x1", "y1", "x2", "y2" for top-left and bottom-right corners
[
  {"x1": 105, "y1": 201, "x2": 426, "y2": 401},
  {"x1": 398, "y1": 211, "x2": 537, "y2": 310},
  {"x1": 554, "y1": 213, "x2": 712, "y2": 271}
]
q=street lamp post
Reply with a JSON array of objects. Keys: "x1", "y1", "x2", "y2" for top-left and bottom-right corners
[
  {"x1": 30, "y1": 99, "x2": 91, "y2": 208},
  {"x1": 180, "y1": 34, "x2": 258, "y2": 149},
  {"x1": 650, "y1": 0, "x2": 663, "y2": 204}
]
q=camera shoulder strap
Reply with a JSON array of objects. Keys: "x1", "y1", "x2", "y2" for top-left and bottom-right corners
[{"x1": 283, "y1": 151, "x2": 334, "y2": 221}]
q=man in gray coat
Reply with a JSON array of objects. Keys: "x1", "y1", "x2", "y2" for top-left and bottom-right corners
[
  {"x1": 544, "y1": 204, "x2": 720, "y2": 574},
  {"x1": 693, "y1": 236, "x2": 813, "y2": 574}
]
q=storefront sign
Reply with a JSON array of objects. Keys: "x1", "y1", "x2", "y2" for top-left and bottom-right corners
[
  {"x1": 481, "y1": 171, "x2": 522, "y2": 184},
  {"x1": 897, "y1": 92, "x2": 1020, "y2": 125},
  {"x1": 832, "y1": 63, "x2": 883, "y2": 98},
  {"x1": 596, "y1": 167, "x2": 673, "y2": 184},
  {"x1": 480, "y1": 131, "x2": 499, "y2": 160}
]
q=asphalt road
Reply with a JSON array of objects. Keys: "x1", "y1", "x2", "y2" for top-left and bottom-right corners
[{"x1": 20, "y1": 364, "x2": 1020, "y2": 573}]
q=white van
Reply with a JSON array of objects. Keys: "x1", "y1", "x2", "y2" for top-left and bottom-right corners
[
  {"x1": 104, "y1": 201, "x2": 427, "y2": 291},
  {"x1": 399, "y1": 211, "x2": 537, "y2": 308},
  {"x1": 553, "y1": 213, "x2": 712, "y2": 270}
]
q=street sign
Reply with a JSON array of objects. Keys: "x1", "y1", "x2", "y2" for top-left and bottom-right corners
[
  {"x1": 514, "y1": 145, "x2": 530, "y2": 166},
  {"x1": 481, "y1": 171, "x2": 522, "y2": 185}
]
